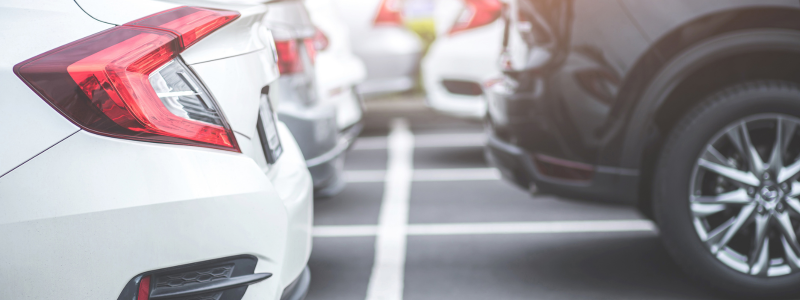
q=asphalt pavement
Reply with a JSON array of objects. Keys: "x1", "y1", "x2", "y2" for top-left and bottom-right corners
[{"x1": 305, "y1": 96, "x2": 727, "y2": 300}]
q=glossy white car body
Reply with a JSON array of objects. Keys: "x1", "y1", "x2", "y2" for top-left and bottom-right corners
[
  {"x1": 332, "y1": 0, "x2": 423, "y2": 95},
  {"x1": 422, "y1": 0, "x2": 504, "y2": 119},
  {"x1": 0, "y1": 1, "x2": 312, "y2": 299},
  {"x1": 306, "y1": 0, "x2": 367, "y2": 131}
]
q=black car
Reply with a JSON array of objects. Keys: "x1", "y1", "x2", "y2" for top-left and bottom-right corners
[{"x1": 484, "y1": 0, "x2": 800, "y2": 298}]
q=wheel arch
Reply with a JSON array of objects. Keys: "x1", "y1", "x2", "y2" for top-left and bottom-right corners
[{"x1": 615, "y1": 7, "x2": 800, "y2": 217}]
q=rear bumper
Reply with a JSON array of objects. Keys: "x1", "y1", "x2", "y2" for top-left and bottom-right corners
[
  {"x1": 0, "y1": 128, "x2": 312, "y2": 300},
  {"x1": 278, "y1": 89, "x2": 363, "y2": 196},
  {"x1": 485, "y1": 129, "x2": 639, "y2": 205},
  {"x1": 485, "y1": 133, "x2": 537, "y2": 190},
  {"x1": 307, "y1": 121, "x2": 364, "y2": 197},
  {"x1": 354, "y1": 28, "x2": 421, "y2": 95},
  {"x1": 268, "y1": 123, "x2": 315, "y2": 289},
  {"x1": 424, "y1": 85, "x2": 487, "y2": 120},
  {"x1": 357, "y1": 73, "x2": 418, "y2": 95}
]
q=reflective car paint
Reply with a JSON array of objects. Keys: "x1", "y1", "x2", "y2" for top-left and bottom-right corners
[{"x1": 486, "y1": 0, "x2": 800, "y2": 206}]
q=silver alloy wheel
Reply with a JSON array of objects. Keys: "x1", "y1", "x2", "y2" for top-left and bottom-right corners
[{"x1": 691, "y1": 114, "x2": 800, "y2": 277}]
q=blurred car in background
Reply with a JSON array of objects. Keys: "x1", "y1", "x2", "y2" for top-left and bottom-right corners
[
  {"x1": 333, "y1": 0, "x2": 423, "y2": 95},
  {"x1": 422, "y1": 0, "x2": 504, "y2": 119},
  {"x1": 305, "y1": 0, "x2": 367, "y2": 150},
  {"x1": 0, "y1": 1, "x2": 313, "y2": 299},
  {"x1": 266, "y1": 0, "x2": 357, "y2": 197},
  {"x1": 485, "y1": 0, "x2": 800, "y2": 298}
]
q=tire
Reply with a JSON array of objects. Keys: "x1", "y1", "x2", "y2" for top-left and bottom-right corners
[{"x1": 654, "y1": 81, "x2": 800, "y2": 299}]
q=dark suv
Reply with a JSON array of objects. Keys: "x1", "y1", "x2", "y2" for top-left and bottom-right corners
[{"x1": 484, "y1": 0, "x2": 800, "y2": 297}]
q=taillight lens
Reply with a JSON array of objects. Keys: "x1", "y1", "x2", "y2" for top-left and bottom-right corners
[
  {"x1": 14, "y1": 6, "x2": 240, "y2": 152},
  {"x1": 276, "y1": 37, "x2": 317, "y2": 74},
  {"x1": 449, "y1": 0, "x2": 502, "y2": 35},
  {"x1": 275, "y1": 40, "x2": 303, "y2": 74},
  {"x1": 128, "y1": 6, "x2": 239, "y2": 48},
  {"x1": 374, "y1": 0, "x2": 404, "y2": 26}
]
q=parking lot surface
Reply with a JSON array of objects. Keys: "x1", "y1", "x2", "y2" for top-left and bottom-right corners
[{"x1": 305, "y1": 97, "x2": 727, "y2": 300}]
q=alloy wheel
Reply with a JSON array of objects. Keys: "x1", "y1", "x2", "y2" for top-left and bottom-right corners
[{"x1": 691, "y1": 114, "x2": 800, "y2": 277}]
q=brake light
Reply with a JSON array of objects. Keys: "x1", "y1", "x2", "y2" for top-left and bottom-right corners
[
  {"x1": 275, "y1": 40, "x2": 303, "y2": 74},
  {"x1": 449, "y1": 0, "x2": 502, "y2": 35},
  {"x1": 374, "y1": 0, "x2": 403, "y2": 26},
  {"x1": 14, "y1": 7, "x2": 241, "y2": 152}
]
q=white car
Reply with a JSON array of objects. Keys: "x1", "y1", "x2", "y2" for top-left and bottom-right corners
[
  {"x1": 332, "y1": 0, "x2": 423, "y2": 95},
  {"x1": 422, "y1": 0, "x2": 504, "y2": 119},
  {"x1": 269, "y1": 0, "x2": 366, "y2": 198},
  {"x1": 306, "y1": 0, "x2": 367, "y2": 133},
  {"x1": 0, "y1": 1, "x2": 313, "y2": 299}
]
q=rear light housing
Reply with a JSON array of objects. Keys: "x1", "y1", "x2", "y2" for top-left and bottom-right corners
[
  {"x1": 275, "y1": 40, "x2": 304, "y2": 74},
  {"x1": 275, "y1": 37, "x2": 316, "y2": 75},
  {"x1": 374, "y1": 0, "x2": 404, "y2": 26},
  {"x1": 14, "y1": 6, "x2": 241, "y2": 152},
  {"x1": 449, "y1": 0, "x2": 502, "y2": 35}
]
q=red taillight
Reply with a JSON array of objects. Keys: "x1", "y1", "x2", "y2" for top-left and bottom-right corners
[
  {"x1": 137, "y1": 276, "x2": 151, "y2": 300},
  {"x1": 276, "y1": 37, "x2": 317, "y2": 74},
  {"x1": 275, "y1": 40, "x2": 304, "y2": 74},
  {"x1": 128, "y1": 6, "x2": 239, "y2": 48},
  {"x1": 14, "y1": 6, "x2": 241, "y2": 152},
  {"x1": 374, "y1": 0, "x2": 404, "y2": 26},
  {"x1": 449, "y1": 0, "x2": 502, "y2": 35}
]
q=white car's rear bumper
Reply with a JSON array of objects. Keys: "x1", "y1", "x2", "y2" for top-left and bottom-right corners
[
  {"x1": 421, "y1": 20, "x2": 504, "y2": 119},
  {"x1": 353, "y1": 27, "x2": 422, "y2": 95},
  {"x1": 0, "y1": 123, "x2": 312, "y2": 300}
]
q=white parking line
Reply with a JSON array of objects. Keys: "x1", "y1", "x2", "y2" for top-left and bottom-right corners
[
  {"x1": 365, "y1": 118, "x2": 413, "y2": 300},
  {"x1": 412, "y1": 168, "x2": 501, "y2": 182},
  {"x1": 313, "y1": 220, "x2": 656, "y2": 238},
  {"x1": 353, "y1": 133, "x2": 485, "y2": 150},
  {"x1": 414, "y1": 133, "x2": 486, "y2": 148},
  {"x1": 344, "y1": 168, "x2": 501, "y2": 183}
]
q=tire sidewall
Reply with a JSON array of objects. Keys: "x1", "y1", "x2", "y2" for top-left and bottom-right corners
[{"x1": 654, "y1": 82, "x2": 800, "y2": 298}]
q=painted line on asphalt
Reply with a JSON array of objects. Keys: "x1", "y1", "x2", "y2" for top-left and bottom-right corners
[
  {"x1": 313, "y1": 220, "x2": 656, "y2": 238},
  {"x1": 344, "y1": 168, "x2": 501, "y2": 183},
  {"x1": 365, "y1": 118, "x2": 413, "y2": 300},
  {"x1": 353, "y1": 133, "x2": 485, "y2": 150},
  {"x1": 412, "y1": 168, "x2": 501, "y2": 182}
]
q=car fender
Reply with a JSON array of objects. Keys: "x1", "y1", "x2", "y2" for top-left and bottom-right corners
[{"x1": 613, "y1": 8, "x2": 800, "y2": 170}]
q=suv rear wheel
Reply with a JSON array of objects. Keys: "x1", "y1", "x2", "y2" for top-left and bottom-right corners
[{"x1": 655, "y1": 81, "x2": 800, "y2": 298}]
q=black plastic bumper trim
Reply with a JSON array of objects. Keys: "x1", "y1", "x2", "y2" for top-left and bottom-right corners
[
  {"x1": 117, "y1": 255, "x2": 268, "y2": 300},
  {"x1": 149, "y1": 272, "x2": 272, "y2": 299}
]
